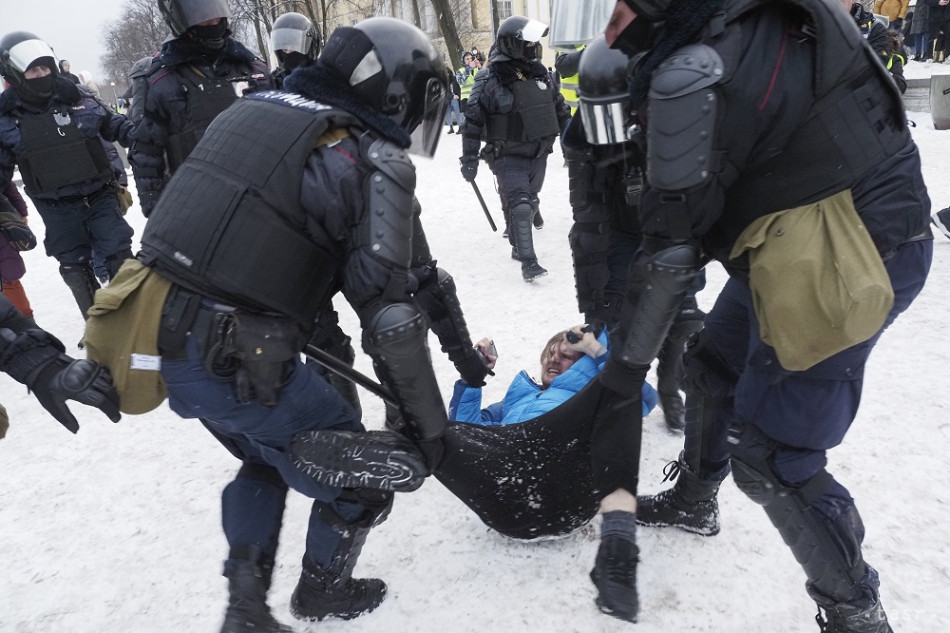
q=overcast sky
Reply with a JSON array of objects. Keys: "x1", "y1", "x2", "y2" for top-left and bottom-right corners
[{"x1": 5, "y1": 0, "x2": 129, "y2": 84}]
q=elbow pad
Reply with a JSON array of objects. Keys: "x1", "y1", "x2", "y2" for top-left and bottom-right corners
[
  {"x1": 358, "y1": 137, "x2": 416, "y2": 268},
  {"x1": 365, "y1": 303, "x2": 447, "y2": 443},
  {"x1": 616, "y1": 244, "x2": 700, "y2": 367}
]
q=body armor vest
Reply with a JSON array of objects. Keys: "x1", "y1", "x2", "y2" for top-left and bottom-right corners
[
  {"x1": 164, "y1": 65, "x2": 254, "y2": 172},
  {"x1": 712, "y1": 0, "x2": 909, "y2": 242},
  {"x1": 486, "y1": 78, "x2": 561, "y2": 143},
  {"x1": 15, "y1": 107, "x2": 112, "y2": 196},
  {"x1": 140, "y1": 91, "x2": 354, "y2": 327}
]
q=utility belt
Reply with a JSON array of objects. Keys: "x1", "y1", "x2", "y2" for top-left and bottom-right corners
[
  {"x1": 159, "y1": 286, "x2": 306, "y2": 407},
  {"x1": 38, "y1": 183, "x2": 112, "y2": 206}
]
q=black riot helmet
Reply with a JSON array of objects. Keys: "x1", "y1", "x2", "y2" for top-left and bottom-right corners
[
  {"x1": 271, "y1": 12, "x2": 321, "y2": 60},
  {"x1": 318, "y1": 17, "x2": 449, "y2": 157},
  {"x1": 0, "y1": 31, "x2": 56, "y2": 88},
  {"x1": 577, "y1": 35, "x2": 639, "y2": 145},
  {"x1": 495, "y1": 15, "x2": 549, "y2": 61},
  {"x1": 159, "y1": 0, "x2": 231, "y2": 48}
]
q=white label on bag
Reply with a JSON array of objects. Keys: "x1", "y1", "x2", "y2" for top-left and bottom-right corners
[{"x1": 130, "y1": 354, "x2": 162, "y2": 371}]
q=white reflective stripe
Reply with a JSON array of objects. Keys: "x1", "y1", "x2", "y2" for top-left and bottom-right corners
[
  {"x1": 349, "y1": 50, "x2": 383, "y2": 86},
  {"x1": 7, "y1": 39, "x2": 55, "y2": 73},
  {"x1": 520, "y1": 19, "x2": 549, "y2": 43}
]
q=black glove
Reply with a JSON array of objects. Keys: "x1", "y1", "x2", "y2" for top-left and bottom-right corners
[
  {"x1": 0, "y1": 328, "x2": 121, "y2": 433},
  {"x1": 455, "y1": 350, "x2": 491, "y2": 387},
  {"x1": 0, "y1": 211, "x2": 37, "y2": 251},
  {"x1": 459, "y1": 155, "x2": 478, "y2": 182}
]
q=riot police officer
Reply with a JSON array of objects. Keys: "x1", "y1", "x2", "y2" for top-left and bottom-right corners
[
  {"x1": 459, "y1": 16, "x2": 571, "y2": 282},
  {"x1": 136, "y1": 17, "x2": 487, "y2": 633},
  {"x1": 0, "y1": 31, "x2": 135, "y2": 320},
  {"x1": 601, "y1": 0, "x2": 932, "y2": 629},
  {"x1": 269, "y1": 11, "x2": 321, "y2": 88},
  {"x1": 128, "y1": 0, "x2": 272, "y2": 217}
]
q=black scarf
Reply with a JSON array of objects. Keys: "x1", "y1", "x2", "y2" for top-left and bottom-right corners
[
  {"x1": 282, "y1": 63, "x2": 412, "y2": 148},
  {"x1": 1, "y1": 76, "x2": 82, "y2": 114},
  {"x1": 628, "y1": 0, "x2": 726, "y2": 107},
  {"x1": 160, "y1": 36, "x2": 257, "y2": 69}
]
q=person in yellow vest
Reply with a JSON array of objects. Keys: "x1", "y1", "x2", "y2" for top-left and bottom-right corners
[
  {"x1": 457, "y1": 51, "x2": 481, "y2": 110},
  {"x1": 555, "y1": 45, "x2": 584, "y2": 115}
]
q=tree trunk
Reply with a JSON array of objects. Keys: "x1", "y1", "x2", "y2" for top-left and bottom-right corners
[{"x1": 431, "y1": 0, "x2": 464, "y2": 63}]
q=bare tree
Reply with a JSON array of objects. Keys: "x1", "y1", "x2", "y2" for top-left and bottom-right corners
[{"x1": 99, "y1": 0, "x2": 168, "y2": 94}]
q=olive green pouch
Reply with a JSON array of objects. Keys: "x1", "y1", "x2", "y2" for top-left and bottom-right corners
[
  {"x1": 85, "y1": 259, "x2": 172, "y2": 414},
  {"x1": 730, "y1": 189, "x2": 893, "y2": 371}
]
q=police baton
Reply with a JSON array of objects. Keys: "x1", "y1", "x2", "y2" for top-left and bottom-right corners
[
  {"x1": 303, "y1": 344, "x2": 398, "y2": 407},
  {"x1": 470, "y1": 180, "x2": 498, "y2": 232}
]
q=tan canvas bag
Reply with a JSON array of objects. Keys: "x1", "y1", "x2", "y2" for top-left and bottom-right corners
[
  {"x1": 730, "y1": 189, "x2": 893, "y2": 371},
  {"x1": 85, "y1": 259, "x2": 172, "y2": 414}
]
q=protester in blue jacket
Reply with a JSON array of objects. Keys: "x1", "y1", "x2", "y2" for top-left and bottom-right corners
[{"x1": 450, "y1": 325, "x2": 657, "y2": 424}]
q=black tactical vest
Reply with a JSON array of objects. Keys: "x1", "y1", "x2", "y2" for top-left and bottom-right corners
[
  {"x1": 712, "y1": 0, "x2": 908, "y2": 227},
  {"x1": 15, "y1": 107, "x2": 112, "y2": 196},
  {"x1": 164, "y1": 65, "x2": 257, "y2": 172},
  {"x1": 140, "y1": 91, "x2": 356, "y2": 327},
  {"x1": 486, "y1": 78, "x2": 561, "y2": 143}
]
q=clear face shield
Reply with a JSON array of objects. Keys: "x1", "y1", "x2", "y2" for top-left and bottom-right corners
[
  {"x1": 178, "y1": 0, "x2": 232, "y2": 28},
  {"x1": 6, "y1": 38, "x2": 56, "y2": 74},
  {"x1": 579, "y1": 95, "x2": 636, "y2": 145},
  {"x1": 548, "y1": 0, "x2": 615, "y2": 50},
  {"x1": 271, "y1": 27, "x2": 309, "y2": 56},
  {"x1": 408, "y1": 76, "x2": 449, "y2": 157}
]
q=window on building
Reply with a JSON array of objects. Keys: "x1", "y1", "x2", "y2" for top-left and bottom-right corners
[{"x1": 497, "y1": 0, "x2": 513, "y2": 20}]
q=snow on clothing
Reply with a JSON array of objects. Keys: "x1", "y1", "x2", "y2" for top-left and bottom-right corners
[{"x1": 449, "y1": 330, "x2": 658, "y2": 425}]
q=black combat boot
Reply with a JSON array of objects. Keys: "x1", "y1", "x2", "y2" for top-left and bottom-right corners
[
  {"x1": 509, "y1": 201, "x2": 546, "y2": 282},
  {"x1": 220, "y1": 546, "x2": 293, "y2": 633},
  {"x1": 290, "y1": 517, "x2": 386, "y2": 621},
  {"x1": 658, "y1": 390, "x2": 686, "y2": 432},
  {"x1": 636, "y1": 457, "x2": 721, "y2": 536},
  {"x1": 590, "y1": 512, "x2": 639, "y2": 623},
  {"x1": 811, "y1": 587, "x2": 894, "y2": 632}
]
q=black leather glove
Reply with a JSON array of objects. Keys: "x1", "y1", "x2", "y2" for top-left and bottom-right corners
[
  {"x1": 0, "y1": 211, "x2": 37, "y2": 251},
  {"x1": 455, "y1": 350, "x2": 491, "y2": 387},
  {"x1": 459, "y1": 155, "x2": 478, "y2": 182},
  {"x1": 0, "y1": 328, "x2": 121, "y2": 433}
]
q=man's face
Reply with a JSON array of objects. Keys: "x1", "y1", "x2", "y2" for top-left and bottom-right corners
[
  {"x1": 24, "y1": 65, "x2": 52, "y2": 79},
  {"x1": 605, "y1": 1, "x2": 638, "y2": 47},
  {"x1": 61, "y1": 61, "x2": 70, "y2": 71},
  {"x1": 540, "y1": 336, "x2": 582, "y2": 388}
]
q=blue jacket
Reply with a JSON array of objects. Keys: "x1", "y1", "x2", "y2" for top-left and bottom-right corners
[{"x1": 449, "y1": 330, "x2": 658, "y2": 425}]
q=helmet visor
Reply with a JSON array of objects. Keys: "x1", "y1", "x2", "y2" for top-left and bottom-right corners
[
  {"x1": 548, "y1": 0, "x2": 614, "y2": 49},
  {"x1": 6, "y1": 38, "x2": 55, "y2": 74},
  {"x1": 271, "y1": 27, "x2": 309, "y2": 55},
  {"x1": 178, "y1": 0, "x2": 231, "y2": 29},
  {"x1": 579, "y1": 99, "x2": 634, "y2": 145},
  {"x1": 408, "y1": 76, "x2": 449, "y2": 158}
]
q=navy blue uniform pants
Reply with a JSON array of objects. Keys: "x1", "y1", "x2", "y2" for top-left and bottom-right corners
[
  {"x1": 31, "y1": 186, "x2": 133, "y2": 265},
  {"x1": 699, "y1": 240, "x2": 931, "y2": 490},
  {"x1": 161, "y1": 332, "x2": 367, "y2": 568}
]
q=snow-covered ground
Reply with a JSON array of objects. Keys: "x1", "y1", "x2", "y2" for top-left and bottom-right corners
[{"x1": 1, "y1": 61, "x2": 949, "y2": 633}]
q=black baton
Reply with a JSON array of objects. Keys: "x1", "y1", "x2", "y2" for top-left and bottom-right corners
[{"x1": 470, "y1": 180, "x2": 498, "y2": 232}]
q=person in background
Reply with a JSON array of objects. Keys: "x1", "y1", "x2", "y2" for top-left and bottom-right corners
[
  {"x1": 77, "y1": 70, "x2": 100, "y2": 98},
  {"x1": 460, "y1": 16, "x2": 571, "y2": 282},
  {"x1": 444, "y1": 64, "x2": 462, "y2": 134},
  {"x1": 57, "y1": 59, "x2": 79, "y2": 84},
  {"x1": 873, "y1": 0, "x2": 911, "y2": 30},
  {"x1": 128, "y1": 0, "x2": 272, "y2": 217},
  {"x1": 0, "y1": 31, "x2": 135, "y2": 322},
  {"x1": 0, "y1": 183, "x2": 35, "y2": 318},
  {"x1": 269, "y1": 11, "x2": 321, "y2": 88}
]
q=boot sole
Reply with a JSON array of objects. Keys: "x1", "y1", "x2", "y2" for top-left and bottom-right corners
[
  {"x1": 291, "y1": 430, "x2": 427, "y2": 492},
  {"x1": 635, "y1": 517, "x2": 720, "y2": 536}
]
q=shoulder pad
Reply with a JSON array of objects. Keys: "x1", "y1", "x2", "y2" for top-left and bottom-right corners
[
  {"x1": 130, "y1": 55, "x2": 162, "y2": 80},
  {"x1": 359, "y1": 136, "x2": 416, "y2": 194},
  {"x1": 649, "y1": 44, "x2": 724, "y2": 99}
]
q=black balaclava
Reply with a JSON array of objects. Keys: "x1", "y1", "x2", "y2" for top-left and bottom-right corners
[
  {"x1": 20, "y1": 61, "x2": 56, "y2": 105},
  {"x1": 277, "y1": 50, "x2": 311, "y2": 74},
  {"x1": 189, "y1": 18, "x2": 229, "y2": 50}
]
